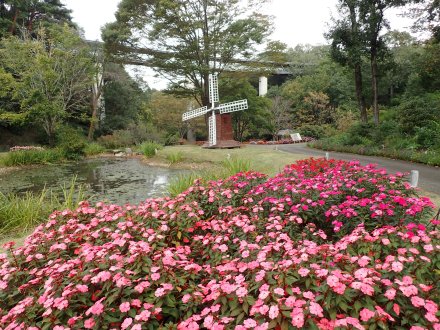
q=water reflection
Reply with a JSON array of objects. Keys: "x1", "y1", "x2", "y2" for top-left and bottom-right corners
[{"x1": 0, "y1": 158, "x2": 188, "y2": 205}]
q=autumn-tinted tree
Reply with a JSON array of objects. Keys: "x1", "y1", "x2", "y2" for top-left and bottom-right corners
[{"x1": 102, "y1": 0, "x2": 271, "y2": 108}]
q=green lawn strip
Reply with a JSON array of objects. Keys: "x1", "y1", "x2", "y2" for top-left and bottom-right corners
[{"x1": 155, "y1": 145, "x2": 308, "y2": 175}]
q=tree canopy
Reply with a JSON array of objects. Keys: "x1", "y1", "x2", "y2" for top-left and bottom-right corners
[
  {"x1": 0, "y1": 0, "x2": 72, "y2": 38},
  {"x1": 103, "y1": 0, "x2": 272, "y2": 107}
]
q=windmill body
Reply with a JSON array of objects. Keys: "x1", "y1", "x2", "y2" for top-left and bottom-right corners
[{"x1": 182, "y1": 74, "x2": 248, "y2": 148}]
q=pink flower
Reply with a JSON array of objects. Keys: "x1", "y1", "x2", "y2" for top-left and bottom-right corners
[
  {"x1": 120, "y1": 302, "x2": 131, "y2": 312},
  {"x1": 326, "y1": 275, "x2": 339, "y2": 287},
  {"x1": 384, "y1": 288, "x2": 396, "y2": 300},
  {"x1": 84, "y1": 318, "x2": 95, "y2": 329},
  {"x1": 298, "y1": 268, "x2": 310, "y2": 277},
  {"x1": 268, "y1": 305, "x2": 279, "y2": 319},
  {"x1": 274, "y1": 287, "x2": 284, "y2": 296},
  {"x1": 393, "y1": 304, "x2": 400, "y2": 315},
  {"x1": 359, "y1": 308, "x2": 375, "y2": 322},
  {"x1": 236, "y1": 287, "x2": 248, "y2": 297},
  {"x1": 291, "y1": 308, "x2": 304, "y2": 328},
  {"x1": 391, "y1": 261, "x2": 403, "y2": 272},
  {"x1": 309, "y1": 302, "x2": 323, "y2": 317},
  {"x1": 86, "y1": 298, "x2": 104, "y2": 316},
  {"x1": 218, "y1": 244, "x2": 228, "y2": 252},
  {"x1": 411, "y1": 296, "x2": 425, "y2": 308},
  {"x1": 243, "y1": 318, "x2": 257, "y2": 328},
  {"x1": 121, "y1": 317, "x2": 133, "y2": 330}
]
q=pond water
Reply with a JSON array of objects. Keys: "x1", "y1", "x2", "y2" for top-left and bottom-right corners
[{"x1": 0, "y1": 157, "x2": 188, "y2": 205}]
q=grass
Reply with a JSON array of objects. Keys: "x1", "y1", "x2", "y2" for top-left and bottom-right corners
[
  {"x1": 0, "y1": 176, "x2": 86, "y2": 244},
  {"x1": 167, "y1": 157, "x2": 252, "y2": 196},
  {"x1": 166, "y1": 151, "x2": 184, "y2": 164},
  {"x1": 164, "y1": 146, "x2": 305, "y2": 196},
  {"x1": 156, "y1": 145, "x2": 306, "y2": 175},
  {"x1": 139, "y1": 141, "x2": 163, "y2": 158},
  {"x1": 84, "y1": 142, "x2": 106, "y2": 156},
  {"x1": 1, "y1": 149, "x2": 64, "y2": 166}
]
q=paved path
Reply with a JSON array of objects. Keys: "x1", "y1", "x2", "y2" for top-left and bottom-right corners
[{"x1": 259, "y1": 143, "x2": 440, "y2": 195}]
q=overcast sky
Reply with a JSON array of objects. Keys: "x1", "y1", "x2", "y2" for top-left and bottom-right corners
[{"x1": 61, "y1": 0, "x2": 415, "y2": 89}]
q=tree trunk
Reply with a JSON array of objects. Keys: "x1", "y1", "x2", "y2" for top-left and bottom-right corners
[
  {"x1": 88, "y1": 97, "x2": 99, "y2": 141},
  {"x1": 371, "y1": 52, "x2": 379, "y2": 125},
  {"x1": 9, "y1": 7, "x2": 18, "y2": 35},
  {"x1": 354, "y1": 63, "x2": 368, "y2": 123}
]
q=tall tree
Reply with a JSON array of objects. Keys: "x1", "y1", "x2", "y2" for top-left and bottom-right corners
[
  {"x1": 328, "y1": 0, "x2": 368, "y2": 123},
  {"x1": 358, "y1": 0, "x2": 413, "y2": 125},
  {"x1": 102, "y1": 0, "x2": 271, "y2": 108},
  {"x1": 0, "y1": 0, "x2": 72, "y2": 38},
  {"x1": 0, "y1": 26, "x2": 94, "y2": 144}
]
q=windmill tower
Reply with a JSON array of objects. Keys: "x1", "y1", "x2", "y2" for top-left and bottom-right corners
[{"x1": 182, "y1": 73, "x2": 248, "y2": 148}]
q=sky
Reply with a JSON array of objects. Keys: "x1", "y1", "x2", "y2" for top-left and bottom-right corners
[{"x1": 61, "y1": 0, "x2": 415, "y2": 89}]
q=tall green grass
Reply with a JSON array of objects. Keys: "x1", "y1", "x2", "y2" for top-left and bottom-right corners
[
  {"x1": 0, "y1": 176, "x2": 87, "y2": 236},
  {"x1": 84, "y1": 142, "x2": 106, "y2": 156},
  {"x1": 167, "y1": 157, "x2": 252, "y2": 196},
  {"x1": 139, "y1": 141, "x2": 163, "y2": 158},
  {"x1": 1, "y1": 149, "x2": 64, "y2": 166},
  {"x1": 166, "y1": 151, "x2": 184, "y2": 164}
]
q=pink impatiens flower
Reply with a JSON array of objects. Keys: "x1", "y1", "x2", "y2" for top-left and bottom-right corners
[
  {"x1": 119, "y1": 302, "x2": 131, "y2": 313},
  {"x1": 268, "y1": 305, "x2": 279, "y2": 319},
  {"x1": 359, "y1": 308, "x2": 375, "y2": 322}
]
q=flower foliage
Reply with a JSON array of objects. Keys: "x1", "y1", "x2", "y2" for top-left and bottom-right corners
[{"x1": 0, "y1": 159, "x2": 439, "y2": 330}]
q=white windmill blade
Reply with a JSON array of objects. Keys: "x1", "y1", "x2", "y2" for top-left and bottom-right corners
[
  {"x1": 182, "y1": 106, "x2": 209, "y2": 121},
  {"x1": 218, "y1": 99, "x2": 248, "y2": 114},
  {"x1": 209, "y1": 73, "x2": 219, "y2": 105},
  {"x1": 208, "y1": 113, "x2": 217, "y2": 146}
]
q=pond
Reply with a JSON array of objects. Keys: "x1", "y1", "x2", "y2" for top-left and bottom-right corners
[{"x1": 0, "y1": 157, "x2": 188, "y2": 205}]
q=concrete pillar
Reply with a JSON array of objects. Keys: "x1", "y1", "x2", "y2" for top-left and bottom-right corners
[{"x1": 259, "y1": 76, "x2": 268, "y2": 96}]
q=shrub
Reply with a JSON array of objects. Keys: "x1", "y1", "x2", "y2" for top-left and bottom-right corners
[
  {"x1": 84, "y1": 142, "x2": 106, "y2": 156},
  {"x1": 97, "y1": 130, "x2": 134, "y2": 149},
  {"x1": 56, "y1": 126, "x2": 87, "y2": 159},
  {"x1": 299, "y1": 124, "x2": 330, "y2": 139},
  {"x1": 140, "y1": 141, "x2": 163, "y2": 157},
  {"x1": 398, "y1": 93, "x2": 440, "y2": 135},
  {"x1": 0, "y1": 159, "x2": 438, "y2": 329}
]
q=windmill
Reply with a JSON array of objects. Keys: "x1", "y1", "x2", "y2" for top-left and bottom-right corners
[{"x1": 182, "y1": 73, "x2": 248, "y2": 148}]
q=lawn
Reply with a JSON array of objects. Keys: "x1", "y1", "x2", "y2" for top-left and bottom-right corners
[{"x1": 153, "y1": 144, "x2": 308, "y2": 175}]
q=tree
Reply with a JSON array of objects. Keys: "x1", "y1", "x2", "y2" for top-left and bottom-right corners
[
  {"x1": 358, "y1": 0, "x2": 415, "y2": 125},
  {"x1": 219, "y1": 76, "x2": 271, "y2": 141},
  {"x1": 147, "y1": 92, "x2": 192, "y2": 139},
  {"x1": 267, "y1": 95, "x2": 292, "y2": 140},
  {"x1": 100, "y1": 63, "x2": 149, "y2": 134},
  {"x1": 327, "y1": 0, "x2": 368, "y2": 123},
  {"x1": 103, "y1": 0, "x2": 271, "y2": 108},
  {"x1": 0, "y1": 26, "x2": 94, "y2": 144},
  {"x1": 0, "y1": 0, "x2": 72, "y2": 38}
]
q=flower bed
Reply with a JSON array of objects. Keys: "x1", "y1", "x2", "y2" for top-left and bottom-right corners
[
  {"x1": 0, "y1": 159, "x2": 439, "y2": 329},
  {"x1": 9, "y1": 146, "x2": 45, "y2": 152},
  {"x1": 248, "y1": 137, "x2": 316, "y2": 145}
]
